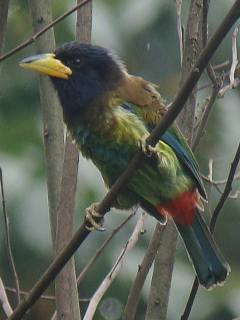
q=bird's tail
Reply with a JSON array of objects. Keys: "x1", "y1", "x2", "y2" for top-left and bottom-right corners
[{"x1": 176, "y1": 211, "x2": 230, "y2": 289}]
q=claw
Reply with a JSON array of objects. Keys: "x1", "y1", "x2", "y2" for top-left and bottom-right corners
[
  {"x1": 137, "y1": 134, "x2": 160, "y2": 158},
  {"x1": 85, "y1": 202, "x2": 105, "y2": 231}
]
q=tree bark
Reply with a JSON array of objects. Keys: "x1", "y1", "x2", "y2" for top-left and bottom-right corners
[
  {"x1": 146, "y1": 1, "x2": 204, "y2": 319},
  {"x1": 28, "y1": 0, "x2": 64, "y2": 245},
  {"x1": 54, "y1": 1, "x2": 92, "y2": 319}
]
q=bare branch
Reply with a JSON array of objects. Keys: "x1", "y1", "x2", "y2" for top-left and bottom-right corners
[
  {"x1": 219, "y1": 26, "x2": 240, "y2": 96},
  {"x1": 8, "y1": 3, "x2": 240, "y2": 318},
  {"x1": 5, "y1": 286, "x2": 90, "y2": 302},
  {"x1": 54, "y1": 0, "x2": 93, "y2": 318},
  {"x1": 77, "y1": 210, "x2": 136, "y2": 285},
  {"x1": 83, "y1": 213, "x2": 146, "y2": 320},
  {"x1": 0, "y1": 169, "x2": 21, "y2": 305},
  {"x1": 28, "y1": 0, "x2": 64, "y2": 244},
  {"x1": 0, "y1": 277, "x2": 13, "y2": 317},
  {"x1": 181, "y1": 142, "x2": 240, "y2": 320},
  {"x1": 0, "y1": 0, "x2": 9, "y2": 54},
  {"x1": 145, "y1": 222, "x2": 178, "y2": 320},
  {"x1": 193, "y1": 0, "x2": 223, "y2": 149},
  {"x1": 54, "y1": 134, "x2": 80, "y2": 320},
  {"x1": 124, "y1": 223, "x2": 164, "y2": 319},
  {"x1": 0, "y1": 0, "x2": 91, "y2": 63},
  {"x1": 230, "y1": 26, "x2": 239, "y2": 86},
  {"x1": 213, "y1": 60, "x2": 230, "y2": 70},
  {"x1": 202, "y1": 171, "x2": 240, "y2": 185},
  {"x1": 176, "y1": 0, "x2": 183, "y2": 65},
  {"x1": 210, "y1": 142, "x2": 240, "y2": 231}
]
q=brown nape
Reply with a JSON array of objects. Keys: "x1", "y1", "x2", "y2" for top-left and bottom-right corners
[{"x1": 115, "y1": 72, "x2": 167, "y2": 112}]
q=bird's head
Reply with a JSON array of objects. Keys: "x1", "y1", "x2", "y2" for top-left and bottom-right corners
[{"x1": 20, "y1": 41, "x2": 125, "y2": 116}]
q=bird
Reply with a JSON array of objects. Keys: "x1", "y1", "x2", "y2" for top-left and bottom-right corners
[{"x1": 20, "y1": 41, "x2": 230, "y2": 289}]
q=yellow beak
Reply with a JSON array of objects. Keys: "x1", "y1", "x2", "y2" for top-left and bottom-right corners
[{"x1": 19, "y1": 53, "x2": 72, "y2": 79}]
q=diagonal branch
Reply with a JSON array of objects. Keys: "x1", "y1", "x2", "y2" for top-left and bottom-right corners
[
  {"x1": 0, "y1": 0, "x2": 91, "y2": 63},
  {"x1": 8, "y1": 2, "x2": 240, "y2": 318}
]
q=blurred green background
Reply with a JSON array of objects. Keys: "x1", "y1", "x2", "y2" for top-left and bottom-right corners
[{"x1": 0, "y1": 0, "x2": 240, "y2": 319}]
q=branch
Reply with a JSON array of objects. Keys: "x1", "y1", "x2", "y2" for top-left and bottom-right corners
[
  {"x1": 0, "y1": 169, "x2": 21, "y2": 305},
  {"x1": 77, "y1": 210, "x2": 136, "y2": 285},
  {"x1": 5, "y1": 287, "x2": 90, "y2": 303},
  {"x1": 54, "y1": 134, "x2": 80, "y2": 320},
  {"x1": 192, "y1": 1, "x2": 224, "y2": 148},
  {"x1": 176, "y1": 0, "x2": 183, "y2": 65},
  {"x1": 28, "y1": 0, "x2": 64, "y2": 244},
  {"x1": 0, "y1": 277, "x2": 13, "y2": 317},
  {"x1": 53, "y1": 2, "x2": 92, "y2": 319},
  {"x1": 0, "y1": 0, "x2": 91, "y2": 63},
  {"x1": 0, "y1": 0, "x2": 9, "y2": 54},
  {"x1": 145, "y1": 221, "x2": 178, "y2": 320},
  {"x1": 181, "y1": 142, "x2": 240, "y2": 320},
  {"x1": 202, "y1": 171, "x2": 240, "y2": 185},
  {"x1": 83, "y1": 213, "x2": 146, "y2": 320},
  {"x1": 8, "y1": 2, "x2": 240, "y2": 318},
  {"x1": 124, "y1": 223, "x2": 164, "y2": 319},
  {"x1": 146, "y1": 2, "x2": 205, "y2": 318},
  {"x1": 219, "y1": 26, "x2": 239, "y2": 96},
  {"x1": 210, "y1": 142, "x2": 240, "y2": 231}
]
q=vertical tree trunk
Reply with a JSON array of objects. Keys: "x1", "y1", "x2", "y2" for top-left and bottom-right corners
[
  {"x1": 146, "y1": 1, "x2": 204, "y2": 319},
  {"x1": 28, "y1": 0, "x2": 64, "y2": 245},
  {"x1": 145, "y1": 223, "x2": 177, "y2": 320},
  {"x1": 54, "y1": 1, "x2": 92, "y2": 319}
]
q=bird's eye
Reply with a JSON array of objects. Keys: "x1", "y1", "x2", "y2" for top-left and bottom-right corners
[{"x1": 74, "y1": 58, "x2": 81, "y2": 64}]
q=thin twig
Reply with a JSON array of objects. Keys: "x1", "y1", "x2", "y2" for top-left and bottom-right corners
[
  {"x1": 176, "y1": 0, "x2": 183, "y2": 65},
  {"x1": 5, "y1": 286, "x2": 90, "y2": 302},
  {"x1": 0, "y1": 277, "x2": 13, "y2": 317},
  {"x1": 124, "y1": 223, "x2": 164, "y2": 319},
  {"x1": 193, "y1": 0, "x2": 223, "y2": 149},
  {"x1": 8, "y1": 3, "x2": 240, "y2": 318},
  {"x1": 0, "y1": 169, "x2": 21, "y2": 304},
  {"x1": 210, "y1": 142, "x2": 240, "y2": 231},
  {"x1": 219, "y1": 26, "x2": 239, "y2": 96},
  {"x1": 0, "y1": 0, "x2": 91, "y2": 63},
  {"x1": 212, "y1": 60, "x2": 230, "y2": 70},
  {"x1": 181, "y1": 142, "x2": 240, "y2": 320},
  {"x1": 77, "y1": 210, "x2": 136, "y2": 285},
  {"x1": 229, "y1": 26, "x2": 239, "y2": 86},
  {"x1": 83, "y1": 213, "x2": 146, "y2": 320},
  {"x1": 202, "y1": 171, "x2": 240, "y2": 185}
]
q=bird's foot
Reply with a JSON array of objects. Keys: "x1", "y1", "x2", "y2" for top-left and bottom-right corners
[
  {"x1": 85, "y1": 202, "x2": 105, "y2": 231},
  {"x1": 137, "y1": 134, "x2": 159, "y2": 158}
]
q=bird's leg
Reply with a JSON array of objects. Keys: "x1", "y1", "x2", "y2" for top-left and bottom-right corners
[
  {"x1": 137, "y1": 134, "x2": 160, "y2": 158},
  {"x1": 85, "y1": 202, "x2": 106, "y2": 231}
]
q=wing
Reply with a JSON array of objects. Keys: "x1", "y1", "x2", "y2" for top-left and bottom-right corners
[{"x1": 122, "y1": 102, "x2": 207, "y2": 200}]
